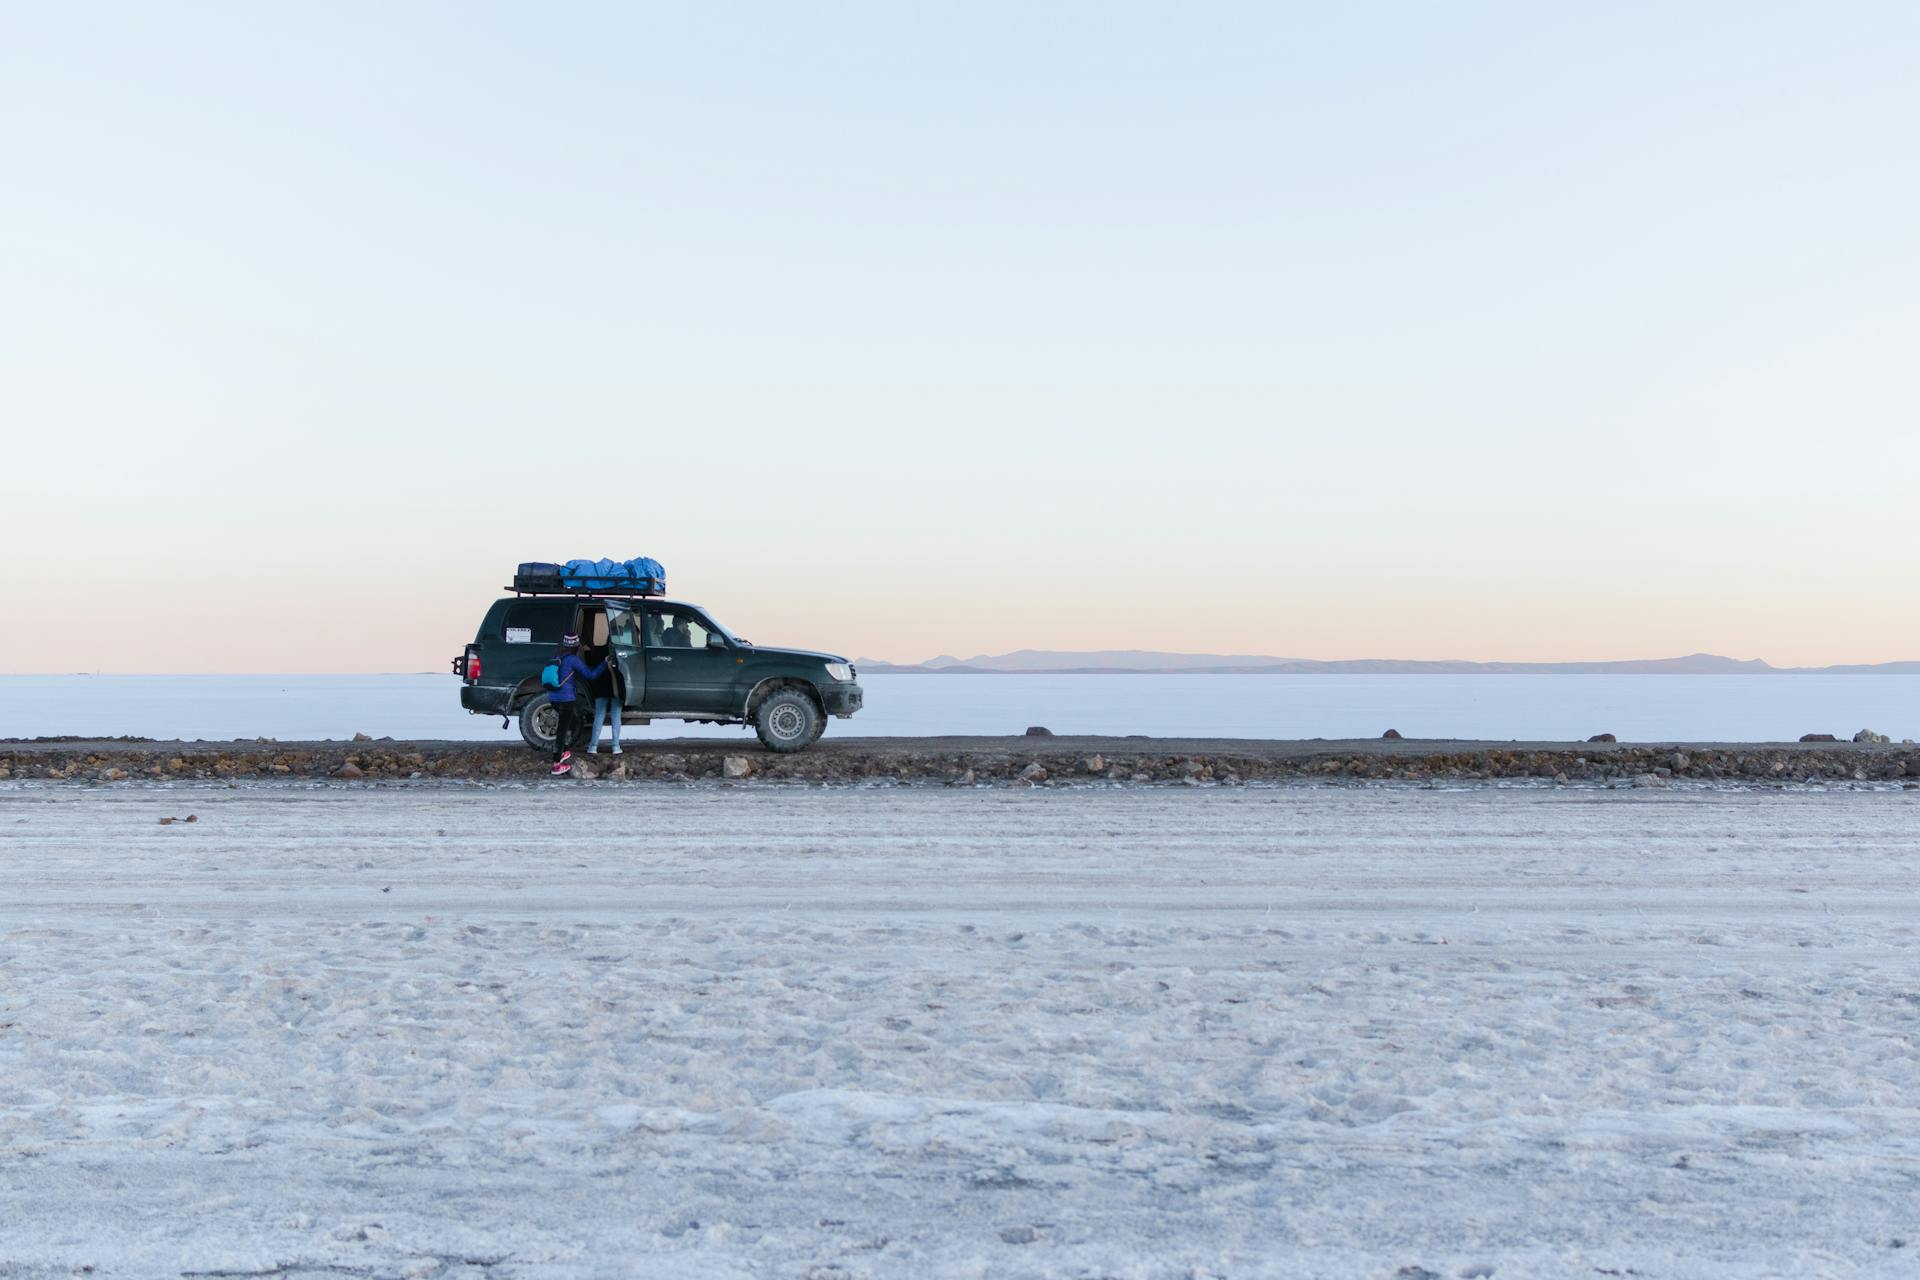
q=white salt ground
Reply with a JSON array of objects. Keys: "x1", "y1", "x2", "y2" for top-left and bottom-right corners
[{"x1": 1, "y1": 784, "x2": 1917, "y2": 1279}]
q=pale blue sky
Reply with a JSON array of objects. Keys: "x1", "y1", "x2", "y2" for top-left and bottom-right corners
[{"x1": 3, "y1": 3, "x2": 1916, "y2": 671}]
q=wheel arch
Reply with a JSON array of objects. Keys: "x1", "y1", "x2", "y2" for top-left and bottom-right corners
[
  {"x1": 744, "y1": 676, "x2": 824, "y2": 719},
  {"x1": 506, "y1": 676, "x2": 547, "y2": 712}
]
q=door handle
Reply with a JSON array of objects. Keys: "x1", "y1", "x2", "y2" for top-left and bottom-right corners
[{"x1": 651, "y1": 655, "x2": 673, "y2": 662}]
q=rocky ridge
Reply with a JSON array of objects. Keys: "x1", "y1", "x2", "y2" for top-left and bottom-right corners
[{"x1": 2, "y1": 739, "x2": 1916, "y2": 788}]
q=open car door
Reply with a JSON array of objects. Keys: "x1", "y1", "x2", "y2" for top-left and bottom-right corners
[{"x1": 603, "y1": 601, "x2": 647, "y2": 708}]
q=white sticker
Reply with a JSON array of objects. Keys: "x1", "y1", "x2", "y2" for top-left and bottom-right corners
[{"x1": 505, "y1": 627, "x2": 533, "y2": 644}]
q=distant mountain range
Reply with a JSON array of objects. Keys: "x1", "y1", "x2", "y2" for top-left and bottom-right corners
[{"x1": 853, "y1": 650, "x2": 1920, "y2": 676}]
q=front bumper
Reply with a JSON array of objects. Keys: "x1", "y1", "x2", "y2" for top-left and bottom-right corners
[
  {"x1": 460, "y1": 683, "x2": 515, "y2": 716},
  {"x1": 821, "y1": 681, "x2": 864, "y2": 719}
]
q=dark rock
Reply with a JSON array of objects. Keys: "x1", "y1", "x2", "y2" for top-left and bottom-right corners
[
  {"x1": 352, "y1": 732, "x2": 373, "y2": 742},
  {"x1": 1588, "y1": 733, "x2": 1617, "y2": 743},
  {"x1": 1024, "y1": 726, "x2": 1053, "y2": 737},
  {"x1": 6, "y1": 733, "x2": 1903, "y2": 790},
  {"x1": 1800, "y1": 733, "x2": 1838, "y2": 743},
  {"x1": 1381, "y1": 729, "x2": 1403, "y2": 740}
]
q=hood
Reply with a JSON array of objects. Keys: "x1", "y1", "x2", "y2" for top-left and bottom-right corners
[{"x1": 744, "y1": 644, "x2": 849, "y2": 665}]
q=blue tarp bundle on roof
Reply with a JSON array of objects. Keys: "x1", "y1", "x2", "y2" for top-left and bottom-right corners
[{"x1": 560, "y1": 557, "x2": 666, "y2": 591}]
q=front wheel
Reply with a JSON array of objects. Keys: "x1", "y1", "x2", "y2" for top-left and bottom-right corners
[
  {"x1": 519, "y1": 695, "x2": 592, "y2": 753},
  {"x1": 754, "y1": 687, "x2": 822, "y2": 753}
]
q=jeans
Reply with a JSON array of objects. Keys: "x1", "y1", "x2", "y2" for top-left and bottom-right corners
[
  {"x1": 550, "y1": 699, "x2": 584, "y2": 762},
  {"x1": 591, "y1": 696, "x2": 622, "y2": 750}
]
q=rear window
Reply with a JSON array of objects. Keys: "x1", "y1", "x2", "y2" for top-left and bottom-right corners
[{"x1": 501, "y1": 600, "x2": 572, "y2": 644}]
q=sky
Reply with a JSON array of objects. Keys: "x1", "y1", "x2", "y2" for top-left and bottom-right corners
[{"x1": 3, "y1": 1, "x2": 1917, "y2": 673}]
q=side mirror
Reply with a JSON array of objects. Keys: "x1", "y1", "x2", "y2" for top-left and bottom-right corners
[{"x1": 706, "y1": 634, "x2": 727, "y2": 651}]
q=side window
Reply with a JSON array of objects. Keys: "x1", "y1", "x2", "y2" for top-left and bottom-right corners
[
  {"x1": 645, "y1": 608, "x2": 712, "y2": 649},
  {"x1": 503, "y1": 600, "x2": 570, "y2": 644},
  {"x1": 608, "y1": 606, "x2": 641, "y2": 649}
]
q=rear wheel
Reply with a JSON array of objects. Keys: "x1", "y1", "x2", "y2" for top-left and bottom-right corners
[
  {"x1": 754, "y1": 687, "x2": 822, "y2": 753},
  {"x1": 519, "y1": 695, "x2": 592, "y2": 753}
]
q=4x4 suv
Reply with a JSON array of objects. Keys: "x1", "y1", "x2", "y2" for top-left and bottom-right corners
[{"x1": 454, "y1": 592, "x2": 863, "y2": 753}]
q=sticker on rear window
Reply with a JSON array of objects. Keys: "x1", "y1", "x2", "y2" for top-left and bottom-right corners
[{"x1": 505, "y1": 627, "x2": 533, "y2": 643}]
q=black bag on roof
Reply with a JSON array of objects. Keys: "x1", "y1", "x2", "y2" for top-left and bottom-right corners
[{"x1": 514, "y1": 561, "x2": 564, "y2": 592}]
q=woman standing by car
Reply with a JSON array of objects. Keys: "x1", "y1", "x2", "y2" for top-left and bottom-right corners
[
  {"x1": 585, "y1": 632, "x2": 622, "y2": 755},
  {"x1": 545, "y1": 632, "x2": 605, "y2": 776}
]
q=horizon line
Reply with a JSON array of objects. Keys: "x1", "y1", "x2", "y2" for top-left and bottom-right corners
[{"x1": 7, "y1": 666, "x2": 1920, "y2": 679}]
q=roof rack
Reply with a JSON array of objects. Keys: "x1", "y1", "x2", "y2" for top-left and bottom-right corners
[{"x1": 506, "y1": 584, "x2": 666, "y2": 599}]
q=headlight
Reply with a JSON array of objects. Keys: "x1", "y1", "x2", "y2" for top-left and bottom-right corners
[{"x1": 825, "y1": 662, "x2": 853, "y2": 682}]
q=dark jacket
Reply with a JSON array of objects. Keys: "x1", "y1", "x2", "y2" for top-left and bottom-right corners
[
  {"x1": 583, "y1": 646, "x2": 616, "y2": 699},
  {"x1": 547, "y1": 652, "x2": 606, "y2": 704}
]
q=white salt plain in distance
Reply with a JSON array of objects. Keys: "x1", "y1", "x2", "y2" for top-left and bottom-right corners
[
  {"x1": 1, "y1": 784, "x2": 1917, "y2": 1277},
  {"x1": 3, "y1": 671, "x2": 1919, "y2": 742}
]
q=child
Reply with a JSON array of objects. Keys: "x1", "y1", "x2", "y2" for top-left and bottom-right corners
[{"x1": 547, "y1": 632, "x2": 606, "y2": 776}]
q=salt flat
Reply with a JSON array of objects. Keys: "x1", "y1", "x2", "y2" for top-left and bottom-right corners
[{"x1": 2, "y1": 785, "x2": 1917, "y2": 1279}]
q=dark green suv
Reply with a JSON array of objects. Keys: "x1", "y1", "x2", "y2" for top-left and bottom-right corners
[{"x1": 454, "y1": 592, "x2": 863, "y2": 752}]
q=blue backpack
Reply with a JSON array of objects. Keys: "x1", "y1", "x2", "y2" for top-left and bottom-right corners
[{"x1": 541, "y1": 658, "x2": 563, "y2": 689}]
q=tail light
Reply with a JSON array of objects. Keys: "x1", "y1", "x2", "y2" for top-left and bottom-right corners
[{"x1": 465, "y1": 649, "x2": 482, "y2": 681}]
